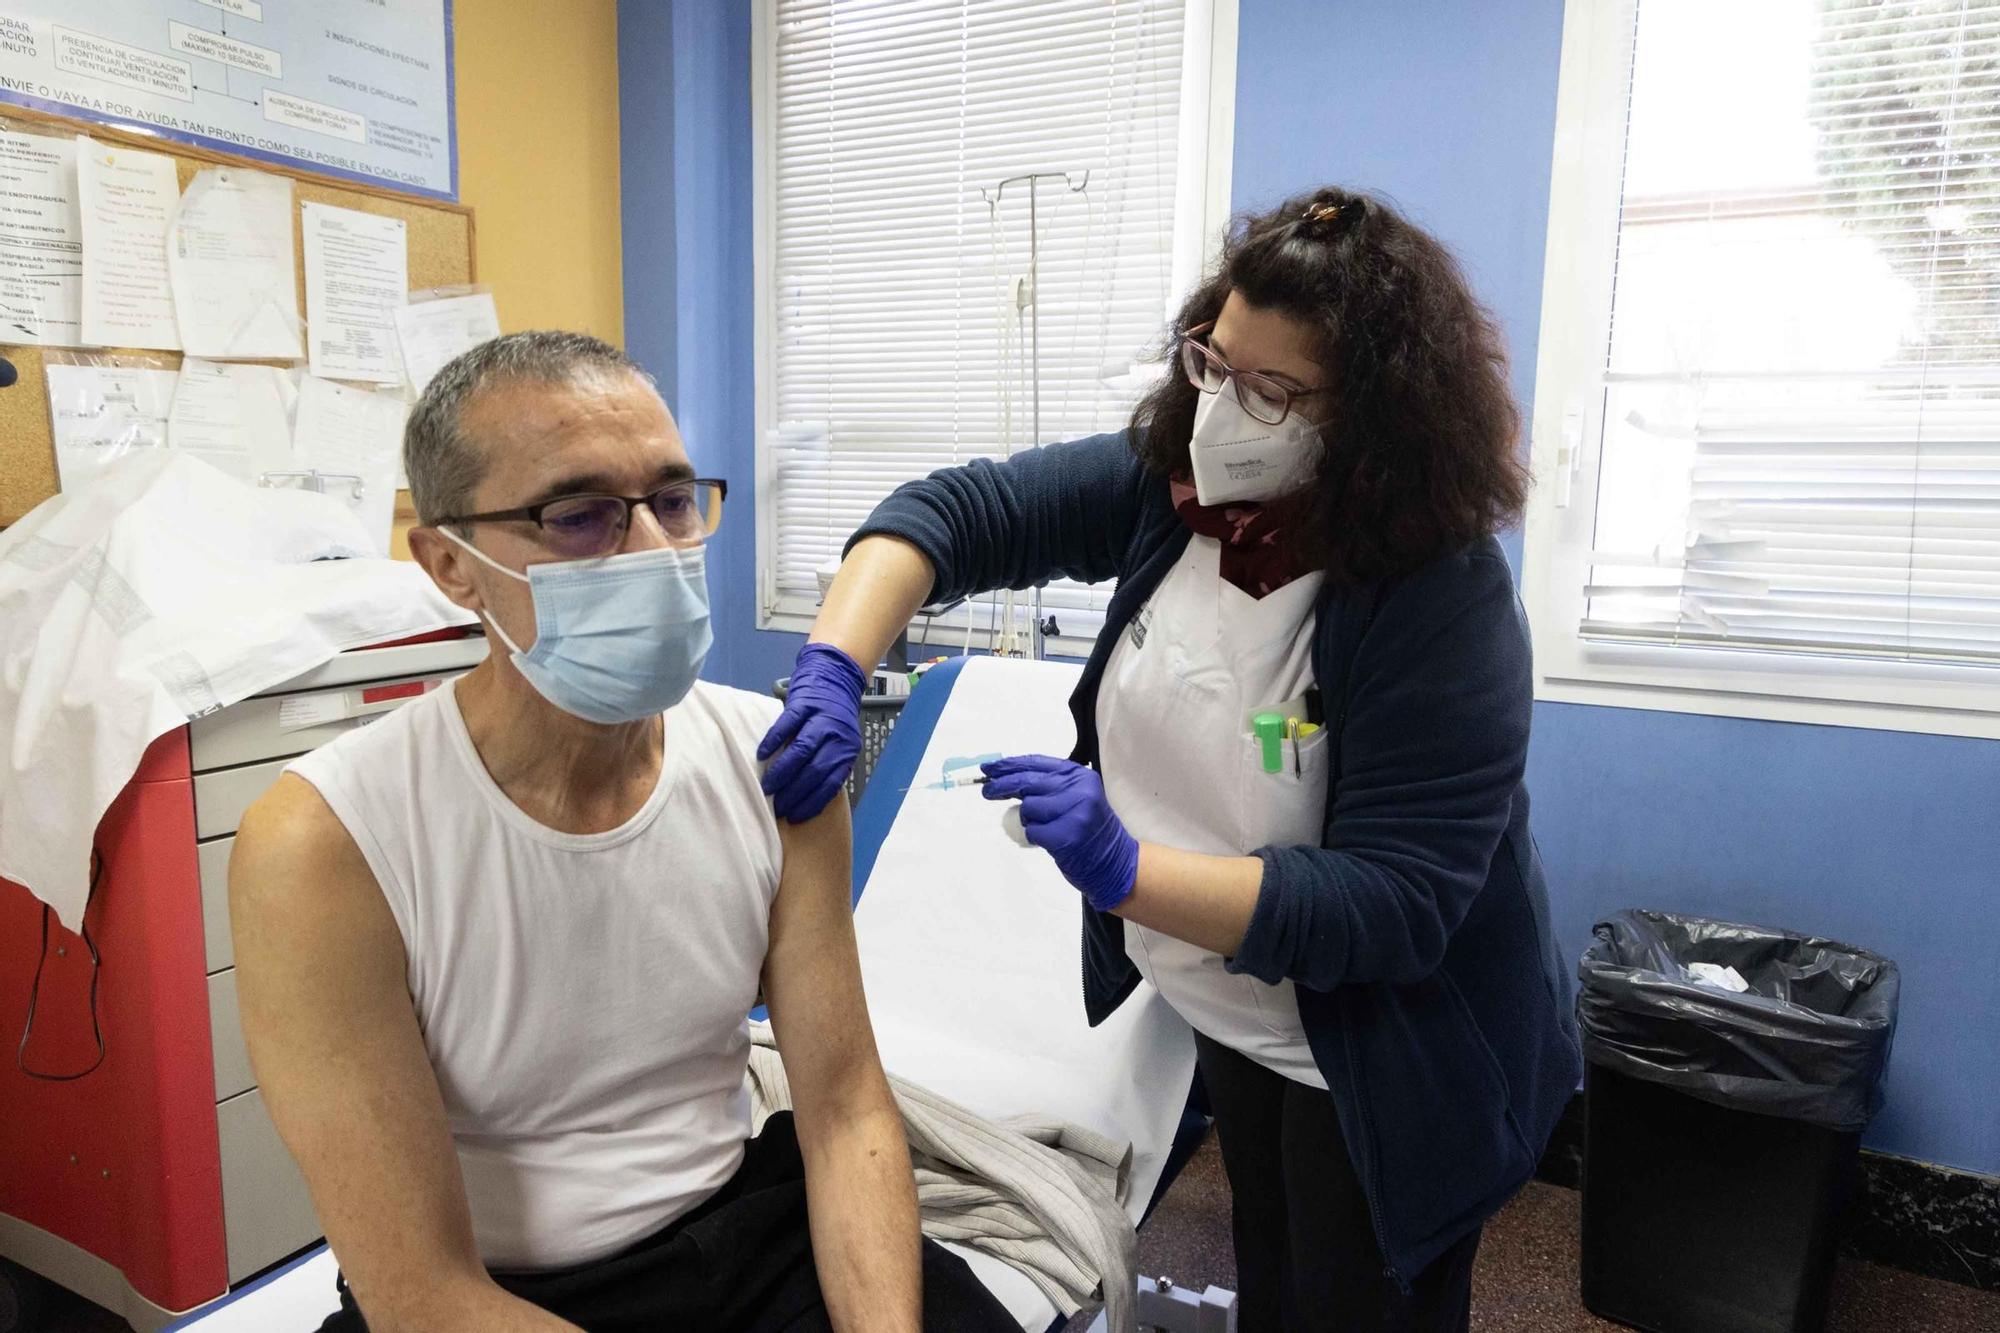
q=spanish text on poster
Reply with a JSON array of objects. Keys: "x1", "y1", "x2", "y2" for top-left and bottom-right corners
[
  {"x1": 0, "y1": 128, "x2": 83, "y2": 344},
  {"x1": 0, "y1": 2, "x2": 455, "y2": 200}
]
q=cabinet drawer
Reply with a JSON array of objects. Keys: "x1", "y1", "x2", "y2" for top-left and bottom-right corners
[
  {"x1": 199, "y1": 837, "x2": 234, "y2": 973},
  {"x1": 218, "y1": 1089, "x2": 322, "y2": 1284},
  {"x1": 190, "y1": 672, "x2": 460, "y2": 772},
  {"x1": 192, "y1": 760, "x2": 292, "y2": 840},
  {"x1": 208, "y1": 970, "x2": 253, "y2": 1102}
]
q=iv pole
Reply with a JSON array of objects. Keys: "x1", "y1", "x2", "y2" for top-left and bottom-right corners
[{"x1": 981, "y1": 168, "x2": 1089, "y2": 660}]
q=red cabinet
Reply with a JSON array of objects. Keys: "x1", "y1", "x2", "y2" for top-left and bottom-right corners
[
  {"x1": 0, "y1": 636, "x2": 485, "y2": 1328},
  {"x1": 1, "y1": 730, "x2": 225, "y2": 1322}
]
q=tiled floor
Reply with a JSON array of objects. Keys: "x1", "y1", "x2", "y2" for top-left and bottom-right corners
[{"x1": 1066, "y1": 1136, "x2": 2000, "y2": 1332}]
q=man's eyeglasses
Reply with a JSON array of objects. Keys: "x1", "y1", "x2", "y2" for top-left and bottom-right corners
[
  {"x1": 1180, "y1": 322, "x2": 1329, "y2": 426},
  {"x1": 441, "y1": 479, "x2": 727, "y2": 559}
]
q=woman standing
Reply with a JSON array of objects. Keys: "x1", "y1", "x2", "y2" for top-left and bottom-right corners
[{"x1": 760, "y1": 188, "x2": 1582, "y2": 1333}]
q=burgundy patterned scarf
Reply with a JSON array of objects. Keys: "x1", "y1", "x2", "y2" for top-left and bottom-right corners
[{"x1": 1169, "y1": 477, "x2": 1317, "y2": 599}]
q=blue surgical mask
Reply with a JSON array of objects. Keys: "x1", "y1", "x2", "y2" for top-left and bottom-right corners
[{"x1": 444, "y1": 529, "x2": 713, "y2": 724}]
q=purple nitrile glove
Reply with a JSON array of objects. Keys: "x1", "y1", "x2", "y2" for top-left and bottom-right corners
[
  {"x1": 980, "y1": 755, "x2": 1139, "y2": 913},
  {"x1": 759, "y1": 642, "x2": 867, "y2": 822}
]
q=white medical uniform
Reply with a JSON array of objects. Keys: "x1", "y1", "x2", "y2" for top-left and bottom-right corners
[
  {"x1": 288, "y1": 678, "x2": 784, "y2": 1270},
  {"x1": 1097, "y1": 535, "x2": 1333, "y2": 1088}
]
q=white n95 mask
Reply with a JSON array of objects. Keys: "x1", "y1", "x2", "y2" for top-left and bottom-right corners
[
  {"x1": 1187, "y1": 383, "x2": 1324, "y2": 506},
  {"x1": 444, "y1": 530, "x2": 713, "y2": 724}
]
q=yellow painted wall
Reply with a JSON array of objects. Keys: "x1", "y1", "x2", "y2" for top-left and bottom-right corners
[
  {"x1": 389, "y1": 0, "x2": 623, "y2": 555},
  {"x1": 453, "y1": 0, "x2": 625, "y2": 345}
]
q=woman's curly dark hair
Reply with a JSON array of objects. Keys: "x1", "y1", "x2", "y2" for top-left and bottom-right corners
[{"x1": 1129, "y1": 186, "x2": 1528, "y2": 585}]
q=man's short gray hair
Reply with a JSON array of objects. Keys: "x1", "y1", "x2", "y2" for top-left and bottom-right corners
[{"x1": 404, "y1": 329, "x2": 655, "y2": 527}]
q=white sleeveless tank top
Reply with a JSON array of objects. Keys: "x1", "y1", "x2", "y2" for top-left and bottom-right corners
[{"x1": 287, "y1": 677, "x2": 784, "y2": 1270}]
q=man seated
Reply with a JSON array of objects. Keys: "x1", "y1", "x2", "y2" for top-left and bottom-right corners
[{"x1": 231, "y1": 332, "x2": 1015, "y2": 1333}]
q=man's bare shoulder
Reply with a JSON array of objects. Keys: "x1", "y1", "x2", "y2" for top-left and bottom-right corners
[
  {"x1": 687, "y1": 679, "x2": 784, "y2": 746},
  {"x1": 237, "y1": 772, "x2": 349, "y2": 860},
  {"x1": 231, "y1": 773, "x2": 377, "y2": 917}
]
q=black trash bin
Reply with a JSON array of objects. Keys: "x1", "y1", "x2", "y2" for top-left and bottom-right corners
[{"x1": 1576, "y1": 909, "x2": 1899, "y2": 1333}]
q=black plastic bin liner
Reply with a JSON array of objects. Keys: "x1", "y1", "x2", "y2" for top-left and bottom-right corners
[{"x1": 1577, "y1": 909, "x2": 1898, "y2": 1132}]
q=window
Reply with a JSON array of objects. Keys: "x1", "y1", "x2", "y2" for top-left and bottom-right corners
[
  {"x1": 753, "y1": 0, "x2": 1235, "y2": 653},
  {"x1": 1524, "y1": 0, "x2": 2000, "y2": 738}
]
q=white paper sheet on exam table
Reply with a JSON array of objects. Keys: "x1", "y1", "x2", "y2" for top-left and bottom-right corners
[
  {"x1": 0, "y1": 452, "x2": 476, "y2": 932},
  {"x1": 170, "y1": 166, "x2": 303, "y2": 360},
  {"x1": 163, "y1": 1249, "x2": 341, "y2": 1333},
  {"x1": 0, "y1": 128, "x2": 84, "y2": 346},
  {"x1": 853, "y1": 655, "x2": 1198, "y2": 1328},
  {"x1": 77, "y1": 137, "x2": 181, "y2": 351}
]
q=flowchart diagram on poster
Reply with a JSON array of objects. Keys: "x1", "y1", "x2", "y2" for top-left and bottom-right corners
[{"x1": 0, "y1": 1, "x2": 455, "y2": 199}]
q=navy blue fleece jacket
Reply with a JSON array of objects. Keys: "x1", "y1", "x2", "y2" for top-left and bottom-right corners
[{"x1": 851, "y1": 432, "x2": 1582, "y2": 1284}]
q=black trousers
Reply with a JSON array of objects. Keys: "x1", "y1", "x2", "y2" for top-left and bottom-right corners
[
  {"x1": 317, "y1": 1113, "x2": 1016, "y2": 1333},
  {"x1": 1194, "y1": 1033, "x2": 1481, "y2": 1333}
]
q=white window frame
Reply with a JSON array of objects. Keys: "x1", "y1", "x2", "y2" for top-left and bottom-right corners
[
  {"x1": 1522, "y1": 0, "x2": 2000, "y2": 740},
  {"x1": 750, "y1": 0, "x2": 1238, "y2": 659}
]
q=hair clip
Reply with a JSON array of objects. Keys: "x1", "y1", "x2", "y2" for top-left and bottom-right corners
[{"x1": 1301, "y1": 198, "x2": 1366, "y2": 236}]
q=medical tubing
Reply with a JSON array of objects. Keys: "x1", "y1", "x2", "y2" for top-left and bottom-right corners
[{"x1": 16, "y1": 849, "x2": 107, "y2": 1082}]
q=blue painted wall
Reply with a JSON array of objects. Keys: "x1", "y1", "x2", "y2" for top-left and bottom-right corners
[
  {"x1": 619, "y1": 0, "x2": 782, "y2": 692},
  {"x1": 1227, "y1": 0, "x2": 1999, "y2": 1177},
  {"x1": 619, "y1": 0, "x2": 2000, "y2": 1176}
]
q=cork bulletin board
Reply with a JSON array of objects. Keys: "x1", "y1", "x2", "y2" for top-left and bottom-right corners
[{"x1": 0, "y1": 103, "x2": 476, "y2": 528}]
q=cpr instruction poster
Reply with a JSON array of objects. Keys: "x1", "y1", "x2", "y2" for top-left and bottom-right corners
[{"x1": 0, "y1": 1, "x2": 455, "y2": 200}]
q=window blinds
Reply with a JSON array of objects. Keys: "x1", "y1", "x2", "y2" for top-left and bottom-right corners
[
  {"x1": 1581, "y1": 0, "x2": 2000, "y2": 664},
  {"x1": 764, "y1": 0, "x2": 1188, "y2": 637}
]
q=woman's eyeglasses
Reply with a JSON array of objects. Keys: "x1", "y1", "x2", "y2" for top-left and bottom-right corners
[
  {"x1": 441, "y1": 478, "x2": 727, "y2": 559},
  {"x1": 1180, "y1": 322, "x2": 1328, "y2": 426}
]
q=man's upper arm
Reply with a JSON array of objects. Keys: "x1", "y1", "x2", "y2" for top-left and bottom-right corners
[
  {"x1": 230, "y1": 773, "x2": 486, "y2": 1323},
  {"x1": 760, "y1": 795, "x2": 888, "y2": 1115}
]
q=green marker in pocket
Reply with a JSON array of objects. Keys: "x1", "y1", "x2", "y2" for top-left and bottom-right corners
[{"x1": 1252, "y1": 711, "x2": 1286, "y2": 774}]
